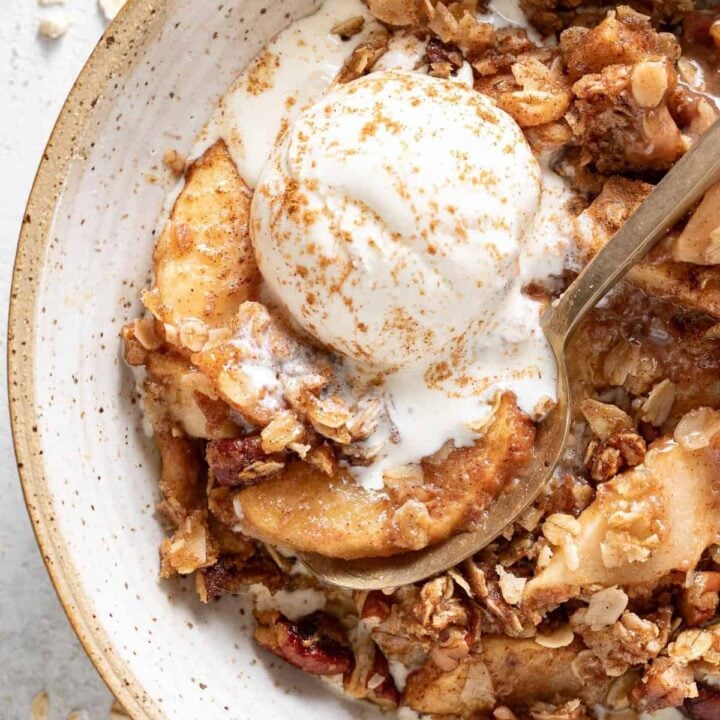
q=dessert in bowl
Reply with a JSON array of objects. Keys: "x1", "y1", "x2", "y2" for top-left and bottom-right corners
[{"x1": 12, "y1": 0, "x2": 720, "y2": 717}]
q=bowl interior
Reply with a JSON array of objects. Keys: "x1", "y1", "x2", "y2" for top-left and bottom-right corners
[{"x1": 12, "y1": 0, "x2": 382, "y2": 717}]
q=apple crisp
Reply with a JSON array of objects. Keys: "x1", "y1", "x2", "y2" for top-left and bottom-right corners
[{"x1": 123, "y1": 0, "x2": 720, "y2": 717}]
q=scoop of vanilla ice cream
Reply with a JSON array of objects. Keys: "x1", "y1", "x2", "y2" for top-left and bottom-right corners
[{"x1": 251, "y1": 71, "x2": 543, "y2": 369}]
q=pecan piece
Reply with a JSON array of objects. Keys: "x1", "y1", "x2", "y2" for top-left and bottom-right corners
[
  {"x1": 368, "y1": 650, "x2": 401, "y2": 708},
  {"x1": 426, "y1": 37, "x2": 463, "y2": 78},
  {"x1": 631, "y1": 656, "x2": 697, "y2": 712},
  {"x1": 588, "y1": 429, "x2": 647, "y2": 482},
  {"x1": 352, "y1": 644, "x2": 401, "y2": 709},
  {"x1": 255, "y1": 611, "x2": 355, "y2": 676},
  {"x1": 360, "y1": 590, "x2": 393, "y2": 624},
  {"x1": 196, "y1": 554, "x2": 282, "y2": 602},
  {"x1": 685, "y1": 685, "x2": 720, "y2": 720},
  {"x1": 680, "y1": 571, "x2": 720, "y2": 627},
  {"x1": 206, "y1": 435, "x2": 285, "y2": 487}
]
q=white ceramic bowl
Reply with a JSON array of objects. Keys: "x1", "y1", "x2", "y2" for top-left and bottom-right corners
[{"x1": 9, "y1": 1, "x2": 383, "y2": 717}]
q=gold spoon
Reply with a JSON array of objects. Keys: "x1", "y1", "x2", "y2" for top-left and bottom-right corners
[{"x1": 302, "y1": 120, "x2": 720, "y2": 590}]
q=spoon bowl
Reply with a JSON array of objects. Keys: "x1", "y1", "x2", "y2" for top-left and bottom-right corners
[{"x1": 302, "y1": 120, "x2": 720, "y2": 590}]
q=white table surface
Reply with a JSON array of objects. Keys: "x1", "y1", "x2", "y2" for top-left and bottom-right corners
[{"x1": 1, "y1": 1, "x2": 118, "y2": 717}]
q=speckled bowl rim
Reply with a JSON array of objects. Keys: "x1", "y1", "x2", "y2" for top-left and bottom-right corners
[{"x1": 8, "y1": 1, "x2": 170, "y2": 717}]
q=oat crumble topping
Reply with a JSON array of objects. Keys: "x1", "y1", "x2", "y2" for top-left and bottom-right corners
[{"x1": 122, "y1": 0, "x2": 720, "y2": 716}]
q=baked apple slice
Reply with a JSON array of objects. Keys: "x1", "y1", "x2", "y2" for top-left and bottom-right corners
[
  {"x1": 403, "y1": 636, "x2": 612, "y2": 715},
  {"x1": 143, "y1": 140, "x2": 260, "y2": 341},
  {"x1": 230, "y1": 393, "x2": 535, "y2": 559},
  {"x1": 525, "y1": 438, "x2": 720, "y2": 609}
]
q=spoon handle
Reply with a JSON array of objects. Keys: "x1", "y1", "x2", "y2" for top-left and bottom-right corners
[{"x1": 544, "y1": 120, "x2": 720, "y2": 349}]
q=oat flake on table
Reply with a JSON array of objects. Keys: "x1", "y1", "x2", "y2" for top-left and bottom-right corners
[{"x1": 30, "y1": 691, "x2": 49, "y2": 720}]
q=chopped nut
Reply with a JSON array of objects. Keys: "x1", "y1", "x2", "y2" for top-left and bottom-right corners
[
  {"x1": 331, "y1": 16, "x2": 365, "y2": 39},
  {"x1": 498, "y1": 88, "x2": 571, "y2": 128},
  {"x1": 632, "y1": 656, "x2": 698, "y2": 712},
  {"x1": 426, "y1": 36, "x2": 463, "y2": 73},
  {"x1": 255, "y1": 610, "x2": 355, "y2": 675},
  {"x1": 207, "y1": 435, "x2": 283, "y2": 487},
  {"x1": 588, "y1": 429, "x2": 646, "y2": 482},
  {"x1": 685, "y1": 685, "x2": 720, "y2": 720},
  {"x1": 427, "y1": 2, "x2": 458, "y2": 43},
  {"x1": 681, "y1": 571, "x2": 720, "y2": 626},
  {"x1": 589, "y1": 445, "x2": 622, "y2": 482}
]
